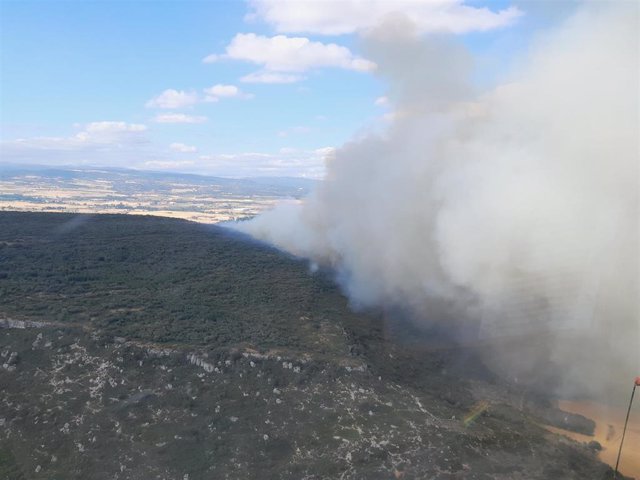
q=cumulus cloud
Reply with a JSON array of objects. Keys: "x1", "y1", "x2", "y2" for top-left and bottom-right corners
[
  {"x1": 240, "y1": 71, "x2": 304, "y2": 84},
  {"x1": 0, "y1": 121, "x2": 151, "y2": 166},
  {"x1": 152, "y1": 113, "x2": 208, "y2": 124},
  {"x1": 203, "y1": 84, "x2": 253, "y2": 102},
  {"x1": 5, "y1": 121, "x2": 148, "y2": 149},
  {"x1": 169, "y1": 142, "x2": 197, "y2": 153},
  {"x1": 374, "y1": 95, "x2": 389, "y2": 106},
  {"x1": 83, "y1": 121, "x2": 147, "y2": 134},
  {"x1": 234, "y1": 4, "x2": 639, "y2": 400},
  {"x1": 146, "y1": 89, "x2": 198, "y2": 109},
  {"x1": 248, "y1": 0, "x2": 522, "y2": 35},
  {"x1": 198, "y1": 146, "x2": 333, "y2": 178},
  {"x1": 0, "y1": 118, "x2": 330, "y2": 177},
  {"x1": 204, "y1": 33, "x2": 375, "y2": 83},
  {"x1": 143, "y1": 160, "x2": 196, "y2": 170}
]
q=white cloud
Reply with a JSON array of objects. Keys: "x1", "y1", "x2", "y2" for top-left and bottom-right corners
[
  {"x1": 313, "y1": 146, "x2": 335, "y2": 157},
  {"x1": 153, "y1": 113, "x2": 208, "y2": 124},
  {"x1": 197, "y1": 146, "x2": 333, "y2": 178},
  {"x1": 203, "y1": 84, "x2": 253, "y2": 102},
  {"x1": 60, "y1": 121, "x2": 148, "y2": 145},
  {"x1": 0, "y1": 121, "x2": 151, "y2": 166},
  {"x1": 206, "y1": 84, "x2": 239, "y2": 97},
  {"x1": 29, "y1": 121, "x2": 146, "y2": 146},
  {"x1": 240, "y1": 71, "x2": 304, "y2": 84},
  {"x1": 1, "y1": 123, "x2": 332, "y2": 177},
  {"x1": 83, "y1": 121, "x2": 147, "y2": 133},
  {"x1": 204, "y1": 33, "x2": 375, "y2": 83},
  {"x1": 248, "y1": 0, "x2": 522, "y2": 35},
  {"x1": 170, "y1": 142, "x2": 197, "y2": 153},
  {"x1": 146, "y1": 89, "x2": 198, "y2": 109},
  {"x1": 374, "y1": 96, "x2": 389, "y2": 106},
  {"x1": 202, "y1": 53, "x2": 220, "y2": 63},
  {"x1": 143, "y1": 160, "x2": 196, "y2": 170}
]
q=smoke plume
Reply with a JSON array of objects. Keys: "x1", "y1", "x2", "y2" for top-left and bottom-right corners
[{"x1": 234, "y1": 4, "x2": 639, "y2": 400}]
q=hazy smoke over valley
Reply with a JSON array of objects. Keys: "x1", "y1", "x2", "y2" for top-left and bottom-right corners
[{"x1": 235, "y1": 4, "x2": 639, "y2": 400}]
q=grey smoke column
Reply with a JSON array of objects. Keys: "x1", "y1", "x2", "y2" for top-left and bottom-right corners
[{"x1": 235, "y1": 4, "x2": 639, "y2": 399}]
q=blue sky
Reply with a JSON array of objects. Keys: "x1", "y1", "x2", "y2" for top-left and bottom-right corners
[{"x1": 0, "y1": 0, "x2": 577, "y2": 178}]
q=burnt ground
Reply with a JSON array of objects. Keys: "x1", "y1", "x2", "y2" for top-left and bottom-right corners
[{"x1": 0, "y1": 212, "x2": 628, "y2": 479}]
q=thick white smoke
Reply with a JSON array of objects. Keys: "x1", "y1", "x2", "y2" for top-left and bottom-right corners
[{"x1": 235, "y1": 4, "x2": 639, "y2": 400}]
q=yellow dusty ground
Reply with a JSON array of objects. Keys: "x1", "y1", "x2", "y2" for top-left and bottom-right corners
[{"x1": 546, "y1": 399, "x2": 640, "y2": 478}]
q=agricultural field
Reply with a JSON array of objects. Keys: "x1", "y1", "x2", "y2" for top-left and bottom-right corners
[{"x1": 0, "y1": 166, "x2": 315, "y2": 223}]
